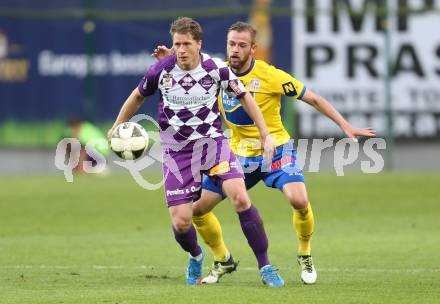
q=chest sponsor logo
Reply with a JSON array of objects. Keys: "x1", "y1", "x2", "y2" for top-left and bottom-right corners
[
  {"x1": 221, "y1": 90, "x2": 255, "y2": 111},
  {"x1": 162, "y1": 73, "x2": 173, "y2": 90}
]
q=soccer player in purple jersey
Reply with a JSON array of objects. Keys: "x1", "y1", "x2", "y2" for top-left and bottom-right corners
[{"x1": 108, "y1": 17, "x2": 284, "y2": 287}]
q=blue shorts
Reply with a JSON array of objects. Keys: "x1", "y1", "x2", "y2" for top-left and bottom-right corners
[{"x1": 202, "y1": 141, "x2": 304, "y2": 197}]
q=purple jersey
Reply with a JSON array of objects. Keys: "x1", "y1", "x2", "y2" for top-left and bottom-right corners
[{"x1": 138, "y1": 53, "x2": 246, "y2": 144}]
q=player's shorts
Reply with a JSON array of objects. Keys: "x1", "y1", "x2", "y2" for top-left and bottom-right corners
[
  {"x1": 202, "y1": 140, "x2": 304, "y2": 198},
  {"x1": 162, "y1": 135, "x2": 244, "y2": 207}
]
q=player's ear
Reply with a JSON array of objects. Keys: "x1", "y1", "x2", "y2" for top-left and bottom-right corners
[
  {"x1": 251, "y1": 43, "x2": 257, "y2": 55},
  {"x1": 197, "y1": 39, "x2": 202, "y2": 51}
]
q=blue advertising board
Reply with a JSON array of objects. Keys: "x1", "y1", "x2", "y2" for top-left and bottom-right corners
[{"x1": 0, "y1": 15, "x2": 291, "y2": 123}]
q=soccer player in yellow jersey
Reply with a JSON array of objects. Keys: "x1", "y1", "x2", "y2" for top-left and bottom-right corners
[{"x1": 153, "y1": 21, "x2": 376, "y2": 285}]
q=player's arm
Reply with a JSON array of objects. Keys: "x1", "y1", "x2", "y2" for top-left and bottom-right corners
[
  {"x1": 107, "y1": 88, "x2": 145, "y2": 140},
  {"x1": 239, "y1": 92, "x2": 275, "y2": 161},
  {"x1": 300, "y1": 89, "x2": 376, "y2": 140},
  {"x1": 269, "y1": 66, "x2": 376, "y2": 140},
  {"x1": 108, "y1": 61, "x2": 159, "y2": 140}
]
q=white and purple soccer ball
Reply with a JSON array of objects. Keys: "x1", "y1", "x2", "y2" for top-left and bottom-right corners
[{"x1": 110, "y1": 122, "x2": 149, "y2": 160}]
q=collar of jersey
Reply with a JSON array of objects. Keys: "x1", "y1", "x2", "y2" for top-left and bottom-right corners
[{"x1": 234, "y1": 58, "x2": 255, "y2": 77}]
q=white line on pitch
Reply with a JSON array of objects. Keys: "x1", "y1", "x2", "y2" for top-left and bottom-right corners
[{"x1": 2, "y1": 265, "x2": 440, "y2": 273}]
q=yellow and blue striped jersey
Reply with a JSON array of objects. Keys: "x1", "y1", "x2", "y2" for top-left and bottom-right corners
[{"x1": 219, "y1": 58, "x2": 306, "y2": 157}]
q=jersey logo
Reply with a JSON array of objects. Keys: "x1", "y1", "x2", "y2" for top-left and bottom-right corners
[
  {"x1": 221, "y1": 90, "x2": 255, "y2": 126},
  {"x1": 248, "y1": 79, "x2": 260, "y2": 92},
  {"x1": 162, "y1": 73, "x2": 173, "y2": 90},
  {"x1": 178, "y1": 74, "x2": 196, "y2": 93},
  {"x1": 142, "y1": 77, "x2": 148, "y2": 90},
  {"x1": 198, "y1": 74, "x2": 215, "y2": 92},
  {"x1": 282, "y1": 82, "x2": 297, "y2": 97},
  {"x1": 271, "y1": 156, "x2": 293, "y2": 171}
]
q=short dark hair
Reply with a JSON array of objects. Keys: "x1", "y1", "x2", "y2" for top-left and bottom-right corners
[
  {"x1": 169, "y1": 17, "x2": 203, "y2": 42},
  {"x1": 228, "y1": 21, "x2": 257, "y2": 45}
]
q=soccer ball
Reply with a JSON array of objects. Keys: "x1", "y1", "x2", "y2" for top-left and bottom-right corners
[{"x1": 110, "y1": 122, "x2": 149, "y2": 160}]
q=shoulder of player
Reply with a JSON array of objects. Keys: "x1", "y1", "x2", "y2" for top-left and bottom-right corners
[
  {"x1": 247, "y1": 60, "x2": 281, "y2": 85},
  {"x1": 200, "y1": 53, "x2": 228, "y2": 70},
  {"x1": 254, "y1": 60, "x2": 302, "y2": 84},
  {"x1": 254, "y1": 59, "x2": 282, "y2": 75},
  {"x1": 254, "y1": 59, "x2": 271, "y2": 69}
]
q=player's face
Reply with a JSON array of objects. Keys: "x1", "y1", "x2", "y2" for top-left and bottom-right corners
[
  {"x1": 172, "y1": 33, "x2": 202, "y2": 70},
  {"x1": 227, "y1": 30, "x2": 255, "y2": 72}
]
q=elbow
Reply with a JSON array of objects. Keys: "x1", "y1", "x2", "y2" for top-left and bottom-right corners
[
  {"x1": 133, "y1": 89, "x2": 145, "y2": 104},
  {"x1": 135, "y1": 96, "x2": 145, "y2": 106}
]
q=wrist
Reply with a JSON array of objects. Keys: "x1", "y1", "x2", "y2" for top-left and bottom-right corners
[
  {"x1": 260, "y1": 131, "x2": 270, "y2": 139},
  {"x1": 339, "y1": 120, "x2": 351, "y2": 130}
]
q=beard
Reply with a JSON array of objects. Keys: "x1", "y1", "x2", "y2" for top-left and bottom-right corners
[{"x1": 228, "y1": 53, "x2": 250, "y2": 71}]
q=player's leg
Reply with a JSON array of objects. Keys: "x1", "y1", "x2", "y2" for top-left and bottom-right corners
[
  {"x1": 162, "y1": 147, "x2": 205, "y2": 285},
  {"x1": 192, "y1": 187, "x2": 230, "y2": 263},
  {"x1": 192, "y1": 187, "x2": 240, "y2": 284},
  {"x1": 169, "y1": 201, "x2": 201, "y2": 256},
  {"x1": 168, "y1": 201, "x2": 204, "y2": 285},
  {"x1": 282, "y1": 182, "x2": 317, "y2": 284},
  {"x1": 264, "y1": 143, "x2": 316, "y2": 284},
  {"x1": 221, "y1": 178, "x2": 284, "y2": 287},
  {"x1": 192, "y1": 184, "x2": 224, "y2": 216},
  {"x1": 192, "y1": 170, "x2": 262, "y2": 284},
  {"x1": 282, "y1": 182, "x2": 313, "y2": 256},
  {"x1": 203, "y1": 136, "x2": 282, "y2": 287},
  {"x1": 193, "y1": 169, "x2": 262, "y2": 259}
]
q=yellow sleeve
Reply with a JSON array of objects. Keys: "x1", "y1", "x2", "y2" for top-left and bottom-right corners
[{"x1": 268, "y1": 66, "x2": 306, "y2": 99}]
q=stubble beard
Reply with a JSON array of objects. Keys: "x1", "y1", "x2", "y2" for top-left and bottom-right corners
[{"x1": 229, "y1": 53, "x2": 250, "y2": 72}]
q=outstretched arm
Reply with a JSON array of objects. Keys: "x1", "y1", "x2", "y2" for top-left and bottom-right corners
[{"x1": 300, "y1": 89, "x2": 376, "y2": 141}]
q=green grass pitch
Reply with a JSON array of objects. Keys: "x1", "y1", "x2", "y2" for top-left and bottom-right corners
[{"x1": 1, "y1": 173, "x2": 439, "y2": 303}]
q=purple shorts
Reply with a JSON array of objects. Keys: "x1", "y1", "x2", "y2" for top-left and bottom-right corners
[{"x1": 162, "y1": 136, "x2": 244, "y2": 207}]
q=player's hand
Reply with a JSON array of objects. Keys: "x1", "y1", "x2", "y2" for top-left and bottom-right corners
[
  {"x1": 261, "y1": 134, "x2": 276, "y2": 163},
  {"x1": 151, "y1": 45, "x2": 173, "y2": 60},
  {"x1": 343, "y1": 126, "x2": 377, "y2": 142}
]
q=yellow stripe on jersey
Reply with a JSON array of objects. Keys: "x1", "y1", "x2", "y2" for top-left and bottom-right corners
[
  {"x1": 219, "y1": 58, "x2": 306, "y2": 157},
  {"x1": 223, "y1": 103, "x2": 242, "y2": 113}
]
